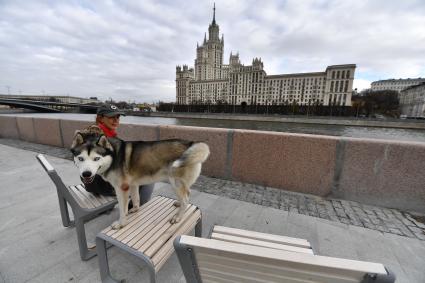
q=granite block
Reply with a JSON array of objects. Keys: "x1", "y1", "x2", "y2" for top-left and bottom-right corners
[
  {"x1": 16, "y1": 117, "x2": 36, "y2": 142},
  {"x1": 0, "y1": 116, "x2": 19, "y2": 138},
  {"x1": 60, "y1": 120, "x2": 92, "y2": 148},
  {"x1": 117, "y1": 123, "x2": 158, "y2": 141},
  {"x1": 33, "y1": 118, "x2": 63, "y2": 147},
  {"x1": 338, "y1": 138, "x2": 425, "y2": 214},
  {"x1": 231, "y1": 130, "x2": 338, "y2": 196}
]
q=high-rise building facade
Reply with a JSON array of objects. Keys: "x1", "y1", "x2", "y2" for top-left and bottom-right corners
[
  {"x1": 371, "y1": 78, "x2": 425, "y2": 93},
  {"x1": 176, "y1": 5, "x2": 356, "y2": 107},
  {"x1": 399, "y1": 82, "x2": 425, "y2": 117}
]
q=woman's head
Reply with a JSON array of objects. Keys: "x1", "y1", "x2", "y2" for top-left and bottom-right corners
[
  {"x1": 95, "y1": 104, "x2": 126, "y2": 131},
  {"x1": 96, "y1": 114, "x2": 120, "y2": 131}
]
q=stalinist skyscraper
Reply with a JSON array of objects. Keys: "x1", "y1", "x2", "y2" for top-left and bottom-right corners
[{"x1": 176, "y1": 5, "x2": 356, "y2": 107}]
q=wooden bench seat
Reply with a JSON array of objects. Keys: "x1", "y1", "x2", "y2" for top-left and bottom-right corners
[
  {"x1": 96, "y1": 195, "x2": 202, "y2": 283},
  {"x1": 68, "y1": 184, "x2": 116, "y2": 209}
]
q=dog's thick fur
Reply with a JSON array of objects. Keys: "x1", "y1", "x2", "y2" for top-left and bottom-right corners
[{"x1": 70, "y1": 130, "x2": 210, "y2": 229}]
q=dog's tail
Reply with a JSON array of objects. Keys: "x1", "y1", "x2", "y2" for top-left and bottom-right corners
[{"x1": 172, "y1": 142, "x2": 210, "y2": 168}]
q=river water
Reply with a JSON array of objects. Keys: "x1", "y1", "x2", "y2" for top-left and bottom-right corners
[{"x1": 4, "y1": 113, "x2": 425, "y2": 143}]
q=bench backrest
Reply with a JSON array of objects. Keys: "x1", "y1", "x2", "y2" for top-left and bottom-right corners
[
  {"x1": 174, "y1": 235, "x2": 395, "y2": 283},
  {"x1": 36, "y1": 154, "x2": 80, "y2": 209}
]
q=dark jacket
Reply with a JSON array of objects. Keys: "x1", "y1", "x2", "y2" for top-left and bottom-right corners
[{"x1": 82, "y1": 174, "x2": 116, "y2": 196}]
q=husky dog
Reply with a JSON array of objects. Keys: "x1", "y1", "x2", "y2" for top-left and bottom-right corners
[{"x1": 70, "y1": 130, "x2": 210, "y2": 229}]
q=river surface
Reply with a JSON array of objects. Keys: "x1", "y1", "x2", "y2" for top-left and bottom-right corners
[{"x1": 4, "y1": 113, "x2": 425, "y2": 143}]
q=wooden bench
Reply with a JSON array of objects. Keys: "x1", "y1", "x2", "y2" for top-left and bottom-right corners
[
  {"x1": 36, "y1": 154, "x2": 118, "y2": 260},
  {"x1": 96, "y1": 195, "x2": 202, "y2": 283},
  {"x1": 174, "y1": 225, "x2": 395, "y2": 283}
]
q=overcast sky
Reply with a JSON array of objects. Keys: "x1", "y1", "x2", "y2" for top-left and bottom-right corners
[{"x1": 1, "y1": 0, "x2": 424, "y2": 103}]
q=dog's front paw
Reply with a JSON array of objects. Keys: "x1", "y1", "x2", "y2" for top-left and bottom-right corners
[
  {"x1": 111, "y1": 218, "x2": 128, "y2": 230},
  {"x1": 128, "y1": 206, "x2": 139, "y2": 214},
  {"x1": 170, "y1": 214, "x2": 181, "y2": 224},
  {"x1": 111, "y1": 221, "x2": 122, "y2": 230}
]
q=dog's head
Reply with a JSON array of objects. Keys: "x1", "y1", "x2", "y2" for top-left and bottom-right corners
[{"x1": 70, "y1": 130, "x2": 114, "y2": 184}]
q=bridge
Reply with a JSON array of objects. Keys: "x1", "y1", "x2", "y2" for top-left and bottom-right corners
[{"x1": 0, "y1": 97, "x2": 98, "y2": 113}]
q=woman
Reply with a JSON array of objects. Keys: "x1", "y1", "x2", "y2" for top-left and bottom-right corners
[{"x1": 83, "y1": 104, "x2": 154, "y2": 206}]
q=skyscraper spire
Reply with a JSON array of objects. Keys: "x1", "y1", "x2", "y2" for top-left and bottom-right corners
[{"x1": 212, "y1": 3, "x2": 216, "y2": 25}]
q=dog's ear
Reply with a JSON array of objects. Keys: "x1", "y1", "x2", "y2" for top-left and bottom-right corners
[
  {"x1": 71, "y1": 130, "x2": 84, "y2": 149},
  {"x1": 98, "y1": 135, "x2": 114, "y2": 152}
]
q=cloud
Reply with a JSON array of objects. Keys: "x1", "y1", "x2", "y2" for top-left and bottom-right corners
[
  {"x1": 0, "y1": 0, "x2": 424, "y2": 103},
  {"x1": 353, "y1": 79, "x2": 371, "y2": 92}
]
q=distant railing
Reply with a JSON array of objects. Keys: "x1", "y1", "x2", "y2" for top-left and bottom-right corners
[{"x1": 0, "y1": 98, "x2": 99, "y2": 113}]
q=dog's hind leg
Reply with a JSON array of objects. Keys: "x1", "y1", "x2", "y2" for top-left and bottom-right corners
[
  {"x1": 129, "y1": 185, "x2": 140, "y2": 214},
  {"x1": 170, "y1": 179, "x2": 190, "y2": 224},
  {"x1": 169, "y1": 177, "x2": 181, "y2": 208}
]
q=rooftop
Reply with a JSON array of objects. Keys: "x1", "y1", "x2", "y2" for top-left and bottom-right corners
[{"x1": 372, "y1": 78, "x2": 425, "y2": 84}]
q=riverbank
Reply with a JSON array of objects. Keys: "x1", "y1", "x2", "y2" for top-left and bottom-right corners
[{"x1": 149, "y1": 112, "x2": 425, "y2": 130}]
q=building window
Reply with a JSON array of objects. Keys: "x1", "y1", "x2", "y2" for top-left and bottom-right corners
[{"x1": 346, "y1": 70, "x2": 350, "y2": 79}]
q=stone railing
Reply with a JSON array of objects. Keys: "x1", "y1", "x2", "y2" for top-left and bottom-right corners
[{"x1": 1, "y1": 115, "x2": 424, "y2": 214}]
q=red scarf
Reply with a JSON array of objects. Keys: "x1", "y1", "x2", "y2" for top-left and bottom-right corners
[{"x1": 98, "y1": 122, "x2": 117, "y2": 138}]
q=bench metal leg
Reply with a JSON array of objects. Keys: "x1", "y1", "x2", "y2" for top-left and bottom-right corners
[
  {"x1": 96, "y1": 237, "x2": 122, "y2": 283},
  {"x1": 75, "y1": 218, "x2": 97, "y2": 261},
  {"x1": 57, "y1": 194, "x2": 74, "y2": 227},
  {"x1": 97, "y1": 235, "x2": 158, "y2": 283},
  {"x1": 148, "y1": 266, "x2": 156, "y2": 283}
]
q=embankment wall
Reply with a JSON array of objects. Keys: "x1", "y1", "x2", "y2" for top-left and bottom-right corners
[{"x1": 1, "y1": 115, "x2": 424, "y2": 213}]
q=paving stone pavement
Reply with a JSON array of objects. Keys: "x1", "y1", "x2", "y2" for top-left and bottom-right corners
[{"x1": 2, "y1": 138, "x2": 424, "y2": 241}]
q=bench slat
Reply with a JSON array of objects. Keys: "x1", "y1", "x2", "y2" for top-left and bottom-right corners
[
  {"x1": 102, "y1": 196, "x2": 163, "y2": 235},
  {"x1": 144, "y1": 205, "x2": 197, "y2": 257},
  {"x1": 68, "y1": 185, "x2": 93, "y2": 208},
  {"x1": 118, "y1": 199, "x2": 176, "y2": 244},
  {"x1": 196, "y1": 252, "x2": 359, "y2": 283},
  {"x1": 73, "y1": 185, "x2": 97, "y2": 208},
  {"x1": 76, "y1": 184, "x2": 103, "y2": 207},
  {"x1": 123, "y1": 202, "x2": 177, "y2": 248},
  {"x1": 211, "y1": 232, "x2": 313, "y2": 254},
  {"x1": 79, "y1": 184, "x2": 111, "y2": 205},
  {"x1": 78, "y1": 184, "x2": 108, "y2": 204},
  {"x1": 132, "y1": 205, "x2": 182, "y2": 250},
  {"x1": 105, "y1": 196, "x2": 170, "y2": 238},
  {"x1": 152, "y1": 209, "x2": 201, "y2": 271},
  {"x1": 213, "y1": 225, "x2": 311, "y2": 249}
]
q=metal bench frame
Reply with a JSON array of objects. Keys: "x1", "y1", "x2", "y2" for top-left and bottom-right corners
[
  {"x1": 174, "y1": 225, "x2": 396, "y2": 283},
  {"x1": 36, "y1": 154, "x2": 118, "y2": 260},
  {"x1": 96, "y1": 196, "x2": 202, "y2": 283}
]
